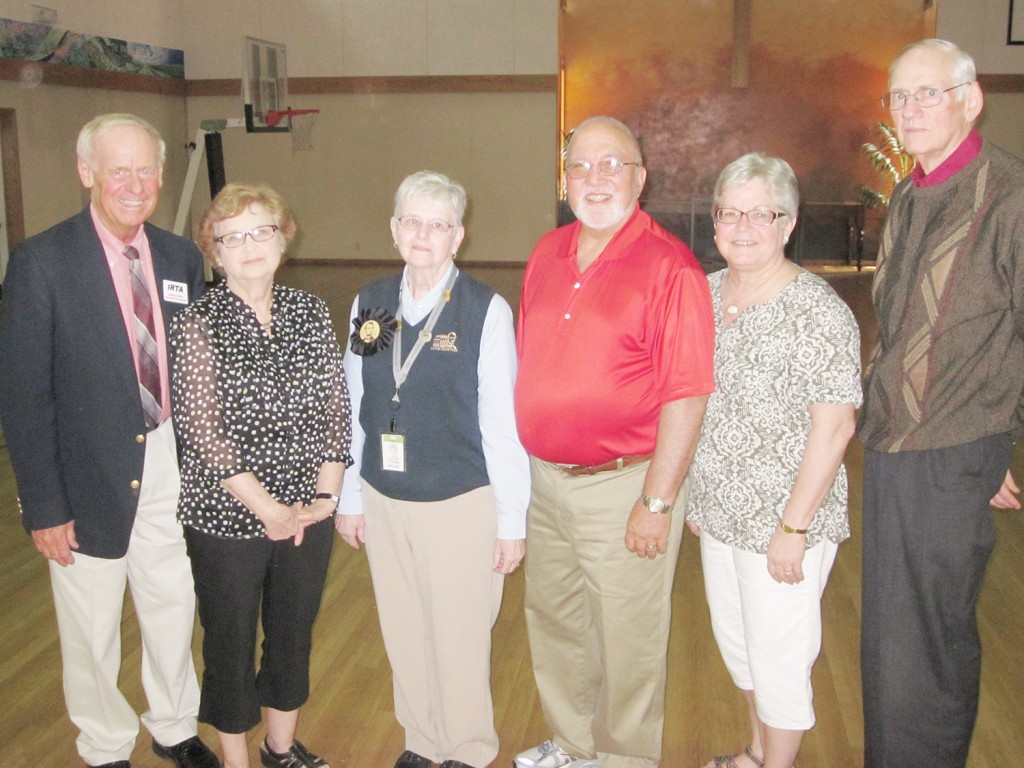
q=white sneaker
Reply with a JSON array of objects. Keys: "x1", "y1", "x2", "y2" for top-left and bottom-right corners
[{"x1": 514, "y1": 740, "x2": 579, "y2": 768}]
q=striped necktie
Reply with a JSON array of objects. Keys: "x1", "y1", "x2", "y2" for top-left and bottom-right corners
[{"x1": 123, "y1": 245, "x2": 162, "y2": 429}]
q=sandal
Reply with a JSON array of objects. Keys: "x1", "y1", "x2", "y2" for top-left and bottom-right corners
[
  {"x1": 260, "y1": 737, "x2": 330, "y2": 768},
  {"x1": 708, "y1": 745, "x2": 765, "y2": 768}
]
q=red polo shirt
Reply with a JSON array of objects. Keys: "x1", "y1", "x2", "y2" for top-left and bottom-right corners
[{"x1": 515, "y1": 207, "x2": 715, "y2": 465}]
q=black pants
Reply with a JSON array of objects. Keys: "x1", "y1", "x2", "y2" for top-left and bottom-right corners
[
  {"x1": 861, "y1": 433, "x2": 1011, "y2": 768},
  {"x1": 184, "y1": 518, "x2": 334, "y2": 733}
]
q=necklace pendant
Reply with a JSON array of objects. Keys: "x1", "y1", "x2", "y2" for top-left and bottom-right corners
[{"x1": 726, "y1": 304, "x2": 739, "y2": 315}]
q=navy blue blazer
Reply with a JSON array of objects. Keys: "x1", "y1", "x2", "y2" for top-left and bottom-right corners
[{"x1": 0, "y1": 207, "x2": 205, "y2": 558}]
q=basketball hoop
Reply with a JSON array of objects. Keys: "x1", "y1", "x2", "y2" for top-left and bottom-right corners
[{"x1": 267, "y1": 109, "x2": 320, "y2": 151}]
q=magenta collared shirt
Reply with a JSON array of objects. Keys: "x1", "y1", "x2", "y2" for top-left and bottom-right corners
[
  {"x1": 911, "y1": 129, "x2": 983, "y2": 187},
  {"x1": 92, "y1": 206, "x2": 172, "y2": 423}
]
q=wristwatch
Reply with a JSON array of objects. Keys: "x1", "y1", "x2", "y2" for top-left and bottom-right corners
[{"x1": 639, "y1": 492, "x2": 672, "y2": 514}]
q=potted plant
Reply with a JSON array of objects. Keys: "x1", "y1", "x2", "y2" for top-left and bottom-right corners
[{"x1": 859, "y1": 123, "x2": 914, "y2": 208}]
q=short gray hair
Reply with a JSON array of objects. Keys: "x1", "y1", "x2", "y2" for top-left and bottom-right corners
[
  {"x1": 713, "y1": 152, "x2": 800, "y2": 220},
  {"x1": 565, "y1": 116, "x2": 643, "y2": 163},
  {"x1": 890, "y1": 39, "x2": 977, "y2": 97},
  {"x1": 77, "y1": 113, "x2": 166, "y2": 169},
  {"x1": 393, "y1": 170, "x2": 467, "y2": 226}
]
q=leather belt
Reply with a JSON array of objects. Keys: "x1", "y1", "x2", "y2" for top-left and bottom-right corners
[{"x1": 560, "y1": 453, "x2": 653, "y2": 476}]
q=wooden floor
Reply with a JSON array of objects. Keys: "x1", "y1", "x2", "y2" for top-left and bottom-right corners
[{"x1": 1, "y1": 261, "x2": 1022, "y2": 768}]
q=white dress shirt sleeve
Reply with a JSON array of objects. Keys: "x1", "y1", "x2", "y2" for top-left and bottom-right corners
[{"x1": 478, "y1": 294, "x2": 530, "y2": 540}]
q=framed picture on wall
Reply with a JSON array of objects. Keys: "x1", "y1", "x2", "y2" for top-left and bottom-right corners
[{"x1": 1009, "y1": 0, "x2": 1024, "y2": 44}]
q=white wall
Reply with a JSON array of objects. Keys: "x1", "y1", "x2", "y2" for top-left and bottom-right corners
[
  {"x1": 0, "y1": 1, "x2": 558, "y2": 77},
  {"x1": 181, "y1": 0, "x2": 557, "y2": 79},
  {"x1": 184, "y1": 91, "x2": 558, "y2": 262},
  {"x1": 937, "y1": 0, "x2": 1024, "y2": 73},
  {"x1": 0, "y1": 1, "x2": 558, "y2": 260},
  {"x1": 937, "y1": 1, "x2": 1024, "y2": 158},
  {"x1": 0, "y1": 79, "x2": 190, "y2": 237}
]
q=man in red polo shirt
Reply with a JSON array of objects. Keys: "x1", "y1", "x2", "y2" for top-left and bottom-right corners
[{"x1": 514, "y1": 116, "x2": 715, "y2": 768}]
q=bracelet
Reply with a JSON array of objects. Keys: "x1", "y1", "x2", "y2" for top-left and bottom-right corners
[
  {"x1": 314, "y1": 492, "x2": 340, "y2": 504},
  {"x1": 779, "y1": 520, "x2": 808, "y2": 535}
]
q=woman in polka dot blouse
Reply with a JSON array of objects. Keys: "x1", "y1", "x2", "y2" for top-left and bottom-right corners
[{"x1": 170, "y1": 183, "x2": 351, "y2": 768}]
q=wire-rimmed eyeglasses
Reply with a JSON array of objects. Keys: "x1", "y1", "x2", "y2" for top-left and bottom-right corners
[
  {"x1": 881, "y1": 83, "x2": 972, "y2": 110},
  {"x1": 397, "y1": 215, "x2": 456, "y2": 235},
  {"x1": 564, "y1": 157, "x2": 642, "y2": 179}
]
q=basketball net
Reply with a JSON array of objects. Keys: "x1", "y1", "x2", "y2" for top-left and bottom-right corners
[{"x1": 267, "y1": 109, "x2": 320, "y2": 151}]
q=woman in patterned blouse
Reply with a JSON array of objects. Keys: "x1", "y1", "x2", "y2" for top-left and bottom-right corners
[
  {"x1": 686, "y1": 154, "x2": 862, "y2": 768},
  {"x1": 170, "y1": 183, "x2": 352, "y2": 768}
]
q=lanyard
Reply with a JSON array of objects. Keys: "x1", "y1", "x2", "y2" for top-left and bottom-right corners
[{"x1": 390, "y1": 267, "x2": 458, "y2": 420}]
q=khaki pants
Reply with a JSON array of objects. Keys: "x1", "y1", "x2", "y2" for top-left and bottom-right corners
[
  {"x1": 363, "y1": 482, "x2": 504, "y2": 768},
  {"x1": 50, "y1": 419, "x2": 200, "y2": 765},
  {"x1": 524, "y1": 457, "x2": 686, "y2": 768}
]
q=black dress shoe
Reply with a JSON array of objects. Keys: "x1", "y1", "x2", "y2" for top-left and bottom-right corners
[
  {"x1": 394, "y1": 751, "x2": 432, "y2": 768},
  {"x1": 152, "y1": 735, "x2": 221, "y2": 768},
  {"x1": 90, "y1": 762, "x2": 131, "y2": 768}
]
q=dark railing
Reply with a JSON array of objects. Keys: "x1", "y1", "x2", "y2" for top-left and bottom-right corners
[{"x1": 560, "y1": 199, "x2": 875, "y2": 272}]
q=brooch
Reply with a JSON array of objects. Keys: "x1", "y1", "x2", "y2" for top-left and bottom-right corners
[{"x1": 350, "y1": 306, "x2": 397, "y2": 356}]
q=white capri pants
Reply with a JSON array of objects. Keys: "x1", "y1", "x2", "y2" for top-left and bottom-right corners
[{"x1": 700, "y1": 531, "x2": 838, "y2": 730}]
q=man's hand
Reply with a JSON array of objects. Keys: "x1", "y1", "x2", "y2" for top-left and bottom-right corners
[
  {"x1": 625, "y1": 500, "x2": 670, "y2": 559},
  {"x1": 990, "y1": 470, "x2": 1021, "y2": 509},
  {"x1": 32, "y1": 521, "x2": 78, "y2": 566}
]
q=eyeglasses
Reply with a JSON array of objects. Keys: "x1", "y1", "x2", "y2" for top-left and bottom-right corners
[
  {"x1": 397, "y1": 215, "x2": 456, "y2": 234},
  {"x1": 214, "y1": 224, "x2": 279, "y2": 248},
  {"x1": 713, "y1": 207, "x2": 786, "y2": 227},
  {"x1": 564, "y1": 158, "x2": 642, "y2": 179},
  {"x1": 881, "y1": 83, "x2": 971, "y2": 110}
]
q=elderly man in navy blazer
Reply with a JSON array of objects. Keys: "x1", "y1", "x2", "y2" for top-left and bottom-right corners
[{"x1": 0, "y1": 114, "x2": 217, "y2": 768}]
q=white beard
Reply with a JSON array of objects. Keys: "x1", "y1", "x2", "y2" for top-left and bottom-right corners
[{"x1": 572, "y1": 195, "x2": 633, "y2": 232}]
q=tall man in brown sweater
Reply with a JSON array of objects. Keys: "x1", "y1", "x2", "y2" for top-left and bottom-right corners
[{"x1": 858, "y1": 39, "x2": 1024, "y2": 768}]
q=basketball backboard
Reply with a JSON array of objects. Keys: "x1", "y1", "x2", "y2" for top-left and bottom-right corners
[{"x1": 242, "y1": 36, "x2": 289, "y2": 132}]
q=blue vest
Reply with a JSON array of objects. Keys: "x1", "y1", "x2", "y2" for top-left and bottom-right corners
[{"x1": 358, "y1": 271, "x2": 493, "y2": 501}]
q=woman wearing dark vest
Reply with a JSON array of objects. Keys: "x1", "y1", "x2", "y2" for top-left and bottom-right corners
[{"x1": 336, "y1": 171, "x2": 529, "y2": 768}]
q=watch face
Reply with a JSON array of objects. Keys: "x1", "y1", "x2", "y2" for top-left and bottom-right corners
[{"x1": 642, "y1": 493, "x2": 666, "y2": 513}]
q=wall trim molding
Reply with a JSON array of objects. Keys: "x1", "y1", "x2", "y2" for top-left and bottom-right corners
[
  {"x1": 188, "y1": 74, "x2": 557, "y2": 97},
  {"x1": 1, "y1": 57, "x2": 1018, "y2": 98},
  {"x1": 0, "y1": 57, "x2": 557, "y2": 97},
  {"x1": 977, "y1": 73, "x2": 1024, "y2": 93},
  {"x1": 0, "y1": 56, "x2": 186, "y2": 95}
]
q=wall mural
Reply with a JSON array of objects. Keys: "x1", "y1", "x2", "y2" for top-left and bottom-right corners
[
  {"x1": 561, "y1": 1, "x2": 932, "y2": 208},
  {"x1": 0, "y1": 18, "x2": 183, "y2": 79}
]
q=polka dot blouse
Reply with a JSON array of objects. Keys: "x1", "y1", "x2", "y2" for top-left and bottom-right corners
[{"x1": 170, "y1": 282, "x2": 353, "y2": 538}]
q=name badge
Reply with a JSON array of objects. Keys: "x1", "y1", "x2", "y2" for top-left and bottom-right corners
[
  {"x1": 381, "y1": 432, "x2": 406, "y2": 472},
  {"x1": 163, "y1": 280, "x2": 189, "y2": 305}
]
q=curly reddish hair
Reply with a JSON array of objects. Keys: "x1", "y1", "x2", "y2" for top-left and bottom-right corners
[{"x1": 197, "y1": 183, "x2": 297, "y2": 272}]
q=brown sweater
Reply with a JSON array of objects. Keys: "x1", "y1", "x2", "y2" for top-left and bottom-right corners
[{"x1": 858, "y1": 141, "x2": 1024, "y2": 452}]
